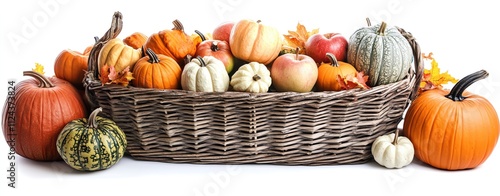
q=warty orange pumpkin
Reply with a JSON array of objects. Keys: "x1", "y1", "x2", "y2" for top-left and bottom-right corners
[{"x1": 143, "y1": 19, "x2": 200, "y2": 67}]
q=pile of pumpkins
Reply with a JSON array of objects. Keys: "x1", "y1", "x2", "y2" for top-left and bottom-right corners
[{"x1": 2, "y1": 16, "x2": 499, "y2": 172}]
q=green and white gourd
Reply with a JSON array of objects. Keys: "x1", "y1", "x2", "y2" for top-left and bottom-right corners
[
  {"x1": 347, "y1": 21, "x2": 413, "y2": 87},
  {"x1": 56, "y1": 107, "x2": 127, "y2": 171}
]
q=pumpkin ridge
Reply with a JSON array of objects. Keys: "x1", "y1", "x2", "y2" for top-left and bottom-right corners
[
  {"x1": 101, "y1": 120, "x2": 126, "y2": 162},
  {"x1": 369, "y1": 35, "x2": 383, "y2": 86},
  {"x1": 388, "y1": 34, "x2": 410, "y2": 81}
]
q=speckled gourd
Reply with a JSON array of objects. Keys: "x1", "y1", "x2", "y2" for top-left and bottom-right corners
[
  {"x1": 347, "y1": 21, "x2": 413, "y2": 86},
  {"x1": 56, "y1": 107, "x2": 127, "y2": 171}
]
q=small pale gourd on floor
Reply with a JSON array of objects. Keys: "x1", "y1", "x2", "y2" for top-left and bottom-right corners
[{"x1": 371, "y1": 130, "x2": 414, "y2": 169}]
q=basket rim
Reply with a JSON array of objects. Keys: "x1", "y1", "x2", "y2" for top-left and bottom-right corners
[{"x1": 83, "y1": 11, "x2": 423, "y2": 108}]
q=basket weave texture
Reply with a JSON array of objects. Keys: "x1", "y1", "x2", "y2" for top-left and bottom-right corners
[{"x1": 84, "y1": 12, "x2": 423, "y2": 165}]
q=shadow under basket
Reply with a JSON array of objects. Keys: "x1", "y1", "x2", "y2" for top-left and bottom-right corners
[{"x1": 84, "y1": 12, "x2": 423, "y2": 166}]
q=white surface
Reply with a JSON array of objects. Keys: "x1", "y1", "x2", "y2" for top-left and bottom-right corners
[{"x1": 1, "y1": 0, "x2": 499, "y2": 195}]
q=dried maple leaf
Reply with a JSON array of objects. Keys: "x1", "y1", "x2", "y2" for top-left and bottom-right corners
[
  {"x1": 99, "y1": 64, "x2": 133, "y2": 86},
  {"x1": 419, "y1": 53, "x2": 458, "y2": 93},
  {"x1": 109, "y1": 65, "x2": 134, "y2": 87},
  {"x1": 99, "y1": 64, "x2": 110, "y2": 85},
  {"x1": 32, "y1": 63, "x2": 45, "y2": 75},
  {"x1": 337, "y1": 71, "x2": 371, "y2": 90},
  {"x1": 282, "y1": 23, "x2": 319, "y2": 54}
]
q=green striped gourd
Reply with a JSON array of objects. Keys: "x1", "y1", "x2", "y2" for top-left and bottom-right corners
[
  {"x1": 347, "y1": 20, "x2": 413, "y2": 87},
  {"x1": 56, "y1": 107, "x2": 127, "y2": 171}
]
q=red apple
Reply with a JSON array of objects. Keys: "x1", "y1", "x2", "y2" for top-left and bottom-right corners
[
  {"x1": 305, "y1": 33, "x2": 348, "y2": 64},
  {"x1": 212, "y1": 21, "x2": 234, "y2": 44},
  {"x1": 270, "y1": 51, "x2": 318, "y2": 93},
  {"x1": 195, "y1": 39, "x2": 234, "y2": 73}
]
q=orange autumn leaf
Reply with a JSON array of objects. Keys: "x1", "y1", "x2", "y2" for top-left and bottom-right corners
[
  {"x1": 337, "y1": 71, "x2": 371, "y2": 90},
  {"x1": 282, "y1": 23, "x2": 319, "y2": 54},
  {"x1": 108, "y1": 65, "x2": 134, "y2": 87},
  {"x1": 419, "y1": 53, "x2": 458, "y2": 93},
  {"x1": 99, "y1": 64, "x2": 134, "y2": 86},
  {"x1": 99, "y1": 64, "x2": 110, "y2": 85}
]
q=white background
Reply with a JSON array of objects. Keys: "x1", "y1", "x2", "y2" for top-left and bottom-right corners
[{"x1": 1, "y1": 0, "x2": 499, "y2": 195}]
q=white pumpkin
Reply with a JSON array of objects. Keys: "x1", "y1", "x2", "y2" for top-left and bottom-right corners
[
  {"x1": 371, "y1": 130, "x2": 414, "y2": 169},
  {"x1": 230, "y1": 62, "x2": 272, "y2": 93},
  {"x1": 181, "y1": 56, "x2": 230, "y2": 92}
]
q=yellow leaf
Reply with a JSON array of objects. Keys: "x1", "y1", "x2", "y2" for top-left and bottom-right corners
[
  {"x1": 282, "y1": 23, "x2": 319, "y2": 54},
  {"x1": 419, "y1": 53, "x2": 458, "y2": 93},
  {"x1": 32, "y1": 63, "x2": 45, "y2": 75}
]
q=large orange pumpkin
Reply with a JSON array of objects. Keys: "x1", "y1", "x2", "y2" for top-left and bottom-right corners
[
  {"x1": 143, "y1": 19, "x2": 200, "y2": 67},
  {"x1": 403, "y1": 70, "x2": 499, "y2": 170},
  {"x1": 316, "y1": 53, "x2": 358, "y2": 91},
  {"x1": 2, "y1": 71, "x2": 87, "y2": 161},
  {"x1": 132, "y1": 48, "x2": 182, "y2": 89},
  {"x1": 54, "y1": 49, "x2": 89, "y2": 89},
  {"x1": 229, "y1": 19, "x2": 282, "y2": 65}
]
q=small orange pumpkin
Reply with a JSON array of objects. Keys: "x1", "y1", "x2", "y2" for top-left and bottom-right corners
[
  {"x1": 123, "y1": 32, "x2": 148, "y2": 49},
  {"x1": 229, "y1": 19, "x2": 282, "y2": 65},
  {"x1": 403, "y1": 70, "x2": 499, "y2": 170},
  {"x1": 316, "y1": 53, "x2": 358, "y2": 91},
  {"x1": 132, "y1": 48, "x2": 182, "y2": 89},
  {"x1": 54, "y1": 49, "x2": 89, "y2": 89},
  {"x1": 144, "y1": 19, "x2": 200, "y2": 67}
]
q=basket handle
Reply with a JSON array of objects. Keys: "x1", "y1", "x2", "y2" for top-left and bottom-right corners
[
  {"x1": 397, "y1": 26, "x2": 423, "y2": 101},
  {"x1": 83, "y1": 11, "x2": 123, "y2": 110}
]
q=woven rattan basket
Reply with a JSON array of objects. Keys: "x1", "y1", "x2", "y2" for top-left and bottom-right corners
[{"x1": 84, "y1": 12, "x2": 423, "y2": 165}]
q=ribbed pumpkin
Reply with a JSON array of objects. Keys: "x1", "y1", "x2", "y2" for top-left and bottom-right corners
[
  {"x1": 347, "y1": 21, "x2": 413, "y2": 87},
  {"x1": 181, "y1": 56, "x2": 230, "y2": 92},
  {"x1": 316, "y1": 53, "x2": 358, "y2": 91},
  {"x1": 132, "y1": 48, "x2": 182, "y2": 89},
  {"x1": 2, "y1": 71, "x2": 87, "y2": 161},
  {"x1": 54, "y1": 49, "x2": 89, "y2": 89},
  {"x1": 403, "y1": 70, "x2": 499, "y2": 170},
  {"x1": 98, "y1": 38, "x2": 142, "y2": 74},
  {"x1": 57, "y1": 107, "x2": 127, "y2": 171},
  {"x1": 144, "y1": 19, "x2": 200, "y2": 66},
  {"x1": 230, "y1": 61, "x2": 272, "y2": 93},
  {"x1": 123, "y1": 32, "x2": 148, "y2": 49},
  {"x1": 229, "y1": 19, "x2": 282, "y2": 65}
]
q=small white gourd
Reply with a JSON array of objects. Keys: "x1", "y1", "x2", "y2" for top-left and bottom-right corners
[
  {"x1": 181, "y1": 56, "x2": 230, "y2": 92},
  {"x1": 230, "y1": 62, "x2": 272, "y2": 93},
  {"x1": 371, "y1": 129, "x2": 414, "y2": 169}
]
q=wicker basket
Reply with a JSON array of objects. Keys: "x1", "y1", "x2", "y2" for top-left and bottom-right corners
[{"x1": 84, "y1": 12, "x2": 423, "y2": 165}]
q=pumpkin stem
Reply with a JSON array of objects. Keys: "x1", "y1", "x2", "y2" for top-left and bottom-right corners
[
  {"x1": 392, "y1": 129, "x2": 399, "y2": 145},
  {"x1": 172, "y1": 19, "x2": 184, "y2": 31},
  {"x1": 257, "y1": 20, "x2": 261, "y2": 23},
  {"x1": 295, "y1": 47, "x2": 300, "y2": 60},
  {"x1": 253, "y1": 74, "x2": 261, "y2": 81},
  {"x1": 445, "y1": 70, "x2": 489, "y2": 101},
  {"x1": 196, "y1": 56, "x2": 206, "y2": 67},
  {"x1": 93, "y1": 36, "x2": 99, "y2": 44},
  {"x1": 145, "y1": 48, "x2": 160, "y2": 64},
  {"x1": 326, "y1": 53, "x2": 339, "y2": 67},
  {"x1": 23, "y1": 71, "x2": 55, "y2": 88},
  {"x1": 366, "y1": 18, "x2": 371, "y2": 27},
  {"x1": 377, "y1": 22, "x2": 387, "y2": 36},
  {"x1": 195, "y1": 30, "x2": 206, "y2": 41},
  {"x1": 88, "y1": 107, "x2": 103, "y2": 128}
]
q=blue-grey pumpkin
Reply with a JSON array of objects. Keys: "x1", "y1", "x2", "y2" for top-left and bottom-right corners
[{"x1": 347, "y1": 21, "x2": 413, "y2": 86}]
